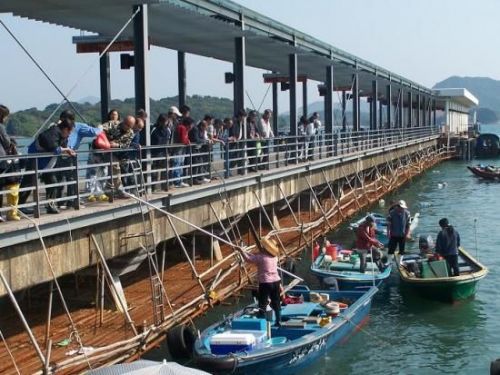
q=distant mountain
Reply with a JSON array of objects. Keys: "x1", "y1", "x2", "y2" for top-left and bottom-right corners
[
  {"x1": 433, "y1": 76, "x2": 500, "y2": 123},
  {"x1": 77, "y1": 96, "x2": 100, "y2": 105}
]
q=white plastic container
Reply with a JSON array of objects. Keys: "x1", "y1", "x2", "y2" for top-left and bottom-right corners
[{"x1": 210, "y1": 332, "x2": 256, "y2": 355}]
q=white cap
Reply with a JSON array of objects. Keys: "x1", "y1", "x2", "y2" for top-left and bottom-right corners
[
  {"x1": 169, "y1": 106, "x2": 182, "y2": 117},
  {"x1": 398, "y1": 200, "x2": 408, "y2": 209}
]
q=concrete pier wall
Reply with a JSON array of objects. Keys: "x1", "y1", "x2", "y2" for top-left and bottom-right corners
[{"x1": 0, "y1": 138, "x2": 438, "y2": 295}]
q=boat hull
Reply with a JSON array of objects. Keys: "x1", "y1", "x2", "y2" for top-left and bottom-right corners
[
  {"x1": 194, "y1": 288, "x2": 377, "y2": 375},
  {"x1": 311, "y1": 264, "x2": 392, "y2": 290},
  {"x1": 397, "y1": 248, "x2": 488, "y2": 303},
  {"x1": 400, "y1": 277, "x2": 480, "y2": 302}
]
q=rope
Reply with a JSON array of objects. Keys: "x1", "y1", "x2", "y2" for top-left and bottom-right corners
[
  {"x1": 245, "y1": 90, "x2": 257, "y2": 111},
  {"x1": 0, "y1": 327, "x2": 21, "y2": 375},
  {"x1": 0, "y1": 19, "x2": 87, "y2": 124},
  {"x1": 17, "y1": 210, "x2": 93, "y2": 370},
  {"x1": 1, "y1": 7, "x2": 141, "y2": 140},
  {"x1": 257, "y1": 84, "x2": 272, "y2": 113}
]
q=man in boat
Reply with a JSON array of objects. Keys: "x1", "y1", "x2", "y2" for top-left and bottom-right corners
[
  {"x1": 238, "y1": 238, "x2": 282, "y2": 327},
  {"x1": 435, "y1": 218, "x2": 460, "y2": 276},
  {"x1": 355, "y1": 215, "x2": 385, "y2": 273},
  {"x1": 387, "y1": 200, "x2": 411, "y2": 256}
]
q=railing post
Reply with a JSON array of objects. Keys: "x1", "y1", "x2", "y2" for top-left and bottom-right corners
[
  {"x1": 224, "y1": 144, "x2": 230, "y2": 179},
  {"x1": 74, "y1": 155, "x2": 80, "y2": 210},
  {"x1": 189, "y1": 145, "x2": 193, "y2": 186},
  {"x1": 34, "y1": 157, "x2": 40, "y2": 218},
  {"x1": 108, "y1": 150, "x2": 114, "y2": 203},
  {"x1": 165, "y1": 146, "x2": 170, "y2": 191},
  {"x1": 208, "y1": 145, "x2": 212, "y2": 180},
  {"x1": 333, "y1": 133, "x2": 338, "y2": 157}
]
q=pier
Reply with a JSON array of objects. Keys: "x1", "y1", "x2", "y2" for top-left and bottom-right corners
[{"x1": 0, "y1": 1, "x2": 479, "y2": 374}]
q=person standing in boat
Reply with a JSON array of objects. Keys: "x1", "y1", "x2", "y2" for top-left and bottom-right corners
[
  {"x1": 387, "y1": 200, "x2": 411, "y2": 256},
  {"x1": 355, "y1": 215, "x2": 385, "y2": 273},
  {"x1": 239, "y1": 238, "x2": 282, "y2": 327},
  {"x1": 435, "y1": 218, "x2": 460, "y2": 276}
]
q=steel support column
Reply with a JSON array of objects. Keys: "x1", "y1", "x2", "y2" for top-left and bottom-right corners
[
  {"x1": 289, "y1": 53, "x2": 297, "y2": 136},
  {"x1": 433, "y1": 98, "x2": 437, "y2": 127},
  {"x1": 99, "y1": 52, "x2": 111, "y2": 123},
  {"x1": 272, "y1": 80, "x2": 279, "y2": 136},
  {"x1": 371, "y1": 80, "x2": 378, "y2": 130},
  {"x1": 133, "y1": 4, "x2": 150, "y2": 145},
  {"x1": 398, "y1": 88, "x2": 404, "y2": 128},
  {"x1": 379, "y1": 99, "x2": 383, "y2": 129},
  {"x1": 233, "y1": 37, "x2": 245, "y2": 116},
  {"x1": 325, "y1": 65, "x2": 333, "y2": 135},
  {"x1": 416, "y1": 93, "x2": 421, "y2": 127},
  {"x1": 407, "y1": 91, "x2": 412, "y2": 128},
  {"x1": 177, "y1": 51, "x2": 186, "y2": 108},
  {"x1": 352, "y1": 73, "x2": 359, "y2": 131},
  {"x1": 386, "y1": 84, "x2": 392, "y2": 129},
  {"x1": 341, "y1": 90, "x2": 347, "y2": 132},
  {"x1": 302, "y1": 81, "x2": 308, "y2": 118}
]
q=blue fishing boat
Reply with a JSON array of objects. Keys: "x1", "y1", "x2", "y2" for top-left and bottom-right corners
[
  {"x1": 310, "y1": 252, "x2": 392, "y2": 289},
  {"x1": 193, "y1": 285, "x2": 378, "y2": 374}
]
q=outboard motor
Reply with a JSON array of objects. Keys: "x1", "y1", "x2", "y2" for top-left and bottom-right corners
[{"x1": 418, "y1": 235, "x2": 434, "y2": 255}]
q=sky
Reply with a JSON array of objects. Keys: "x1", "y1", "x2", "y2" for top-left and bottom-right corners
[{"x1": 0, "y1": 0, "x2": 498, "y2": 113}]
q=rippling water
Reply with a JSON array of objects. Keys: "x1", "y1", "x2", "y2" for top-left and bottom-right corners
[
  {"x1": 148, "y1": 124, "x2": 500, "y2": 374},
  {"x1": 305, "y1": 125, "x2": 500, "y2": 374}
]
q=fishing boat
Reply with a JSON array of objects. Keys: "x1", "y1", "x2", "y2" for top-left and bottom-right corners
[
  {"x1": 396, "y1": 248, "x2": 488, "y2": 302},
  {"x1": 467, "y1": 165, "x2": 500, "y2": 180},
  {"x1": 349, "y1": 212, "x2": 420, "y2": 245},
  {"x1": 310, "y1": 250, "x2": 392, "y2": 289},
  {"x1": 193, "y1": 285, "x2": 378, "y2": 374}
]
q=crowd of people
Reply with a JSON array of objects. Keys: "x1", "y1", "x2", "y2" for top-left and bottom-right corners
[{"x1": 0, "y1": 102, "x2": 325, "y2": 220}]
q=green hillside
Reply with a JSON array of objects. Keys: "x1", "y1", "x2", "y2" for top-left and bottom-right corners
[{"x1": 6, "y1": 95, "x2": 234, "y2": 137}]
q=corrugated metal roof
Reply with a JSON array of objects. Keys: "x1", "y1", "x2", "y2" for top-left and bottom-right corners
[{"x1": 0, "y1": 0, "x2": 454, "y2": 104}]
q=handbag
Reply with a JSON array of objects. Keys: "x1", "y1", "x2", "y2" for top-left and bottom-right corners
[{"x1": 94, "y1": 131, "x2": 111, "y2": 150}]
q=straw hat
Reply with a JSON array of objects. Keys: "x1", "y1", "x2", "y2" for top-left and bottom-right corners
[{"x1": 260, "y1": 238, "x2": 280, "y2": 257}]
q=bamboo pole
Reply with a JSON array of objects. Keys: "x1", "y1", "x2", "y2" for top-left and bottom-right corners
[
  {"x1": 90, "y1": 235, "x2": 138, "y2": 336},
  {"x1": 304, "y1": 177, "x2": 334, "y2": 231},
  {"x1": 0, "y1": 271, "x2": 47, "y2": 368},
  {"x1": 44, "y1": 281, "x2": 53, "y2": 350}
]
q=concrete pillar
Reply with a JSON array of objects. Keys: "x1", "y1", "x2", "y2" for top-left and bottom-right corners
[
  {"x1": 99, "y1": 52, "x2": 111, "y2": 123},
  {"x1": 133, "y1": 4, "x2": 151, "y2": 145}
]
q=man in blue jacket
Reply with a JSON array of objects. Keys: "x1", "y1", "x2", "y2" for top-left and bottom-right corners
[
  {"x1": 57, "y1": 120, "x2": 102, "y2": 209},
  {"x1": 435, "y1": 218, "x2": 461, "y2": 276}
]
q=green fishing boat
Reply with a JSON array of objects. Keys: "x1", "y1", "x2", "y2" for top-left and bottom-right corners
[{"x1": 396, "y1": 248, "x2": 488, "y2": 302}]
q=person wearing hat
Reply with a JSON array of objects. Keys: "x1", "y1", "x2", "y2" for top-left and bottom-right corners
[
  {"x1": 355, "y1": 215, "x2": 385, "y2": 273},
  {"x1": 435, "y1": 218, "x2": 461, "y2": 276},
  {"x1": 239, "y1": 238, "x2": 282, "y2": 326},
  {"x1": 387, "y1": 199, "x2": 411, "y2": 256}
]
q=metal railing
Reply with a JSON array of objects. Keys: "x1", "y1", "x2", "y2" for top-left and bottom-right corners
[{"x1": 0, "y1": 126, "x2": 439, "y2": 219}]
